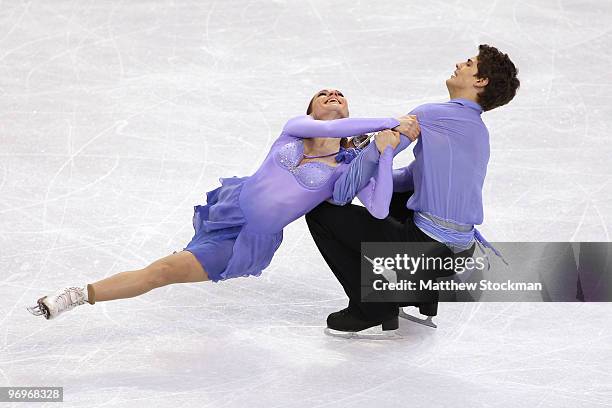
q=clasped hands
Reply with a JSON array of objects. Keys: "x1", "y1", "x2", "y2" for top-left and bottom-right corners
[{"x1": 375, "y1": 115, "x2": 420, "y2": 154}]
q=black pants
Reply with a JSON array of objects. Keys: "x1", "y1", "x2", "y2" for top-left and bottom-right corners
[{"x1": 306, "y1": 191, "x2": 471, "y2": 321}]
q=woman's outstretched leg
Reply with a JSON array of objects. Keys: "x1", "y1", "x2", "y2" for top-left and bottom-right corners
[
  {"x1": 27, "y1": 250, "x2": 209, "y2": 319},
  {"x1": 91, "y1": 250, "x2": 208, "y2": 302}
]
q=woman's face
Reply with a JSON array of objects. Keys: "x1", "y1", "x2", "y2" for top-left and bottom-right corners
[{"x1": 308, "y1": 89, "x2": 349, "y2": 119}]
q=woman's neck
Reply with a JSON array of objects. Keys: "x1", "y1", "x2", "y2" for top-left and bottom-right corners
[
  {"x1": 304, "y1": 112, "x2": 344, "y2": 154},
  {"x1": 302, "y1": 137, "x2": 340, "y2": 156}
]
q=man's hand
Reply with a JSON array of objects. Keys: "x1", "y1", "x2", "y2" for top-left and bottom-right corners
[
  {"x1": 375, "y1": 130, "x2": 401, "y2": 154},
  {"x1": 393, "y1": 114, "x2": 420, "y2": 142}
]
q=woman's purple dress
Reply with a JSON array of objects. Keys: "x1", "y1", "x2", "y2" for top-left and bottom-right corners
[{"x1": 183, "y1": 115, "x2": 400, "y2": 282}]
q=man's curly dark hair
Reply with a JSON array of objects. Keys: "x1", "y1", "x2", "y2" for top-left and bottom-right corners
[{"x1": 476, "y1": 44, "x2": 520, "y2": 111}]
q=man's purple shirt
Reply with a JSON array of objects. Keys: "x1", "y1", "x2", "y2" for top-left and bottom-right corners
[{"x1": 334, "y1": 98, "x2": 490, "y2": 227}]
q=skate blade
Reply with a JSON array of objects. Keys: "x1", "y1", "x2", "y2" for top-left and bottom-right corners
[
  {"x1": 324, "y1": 327, "x2": 402, "y2": 340},
  {"x1": 26, "y1": 297, "x2": 50, "y2": 319},
  {"x1": 26, "y1": 304, "x2": 44, "y2": 316},
  {"x1": 398, "y1": 309, "x2": 437, "y2": 328}
]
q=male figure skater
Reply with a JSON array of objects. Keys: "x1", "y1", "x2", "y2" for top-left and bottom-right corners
[{"x1": 306, "y1": 44, "x2": 520, "y2": 334}]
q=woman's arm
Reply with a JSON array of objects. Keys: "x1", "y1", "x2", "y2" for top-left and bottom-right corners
[
  {"x1": 330, "y1": 134, "x2": 412, "y2": 205},
  {"x1": 282, "y1": 115, "x2": 400, "y2": 139},
  {"x1": 356, "y1": 146, "x2": 394, "y2": 219}
]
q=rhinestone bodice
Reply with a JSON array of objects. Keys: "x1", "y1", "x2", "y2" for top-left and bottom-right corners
[{"x1": 275, "y1": 139, "x2": 337, "y2": 189}]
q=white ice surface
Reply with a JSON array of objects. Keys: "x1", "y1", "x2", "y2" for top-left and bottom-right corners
[{"x1": 1, "y1": 1, "x2": 611, "y2": 407}]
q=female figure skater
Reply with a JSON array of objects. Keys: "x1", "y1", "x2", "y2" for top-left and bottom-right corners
[{"x1": 27, "y1": 89, "x2": 420, "y2": 320}]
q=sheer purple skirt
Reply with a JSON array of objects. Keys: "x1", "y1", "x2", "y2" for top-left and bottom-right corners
[{"x1": 183, "y1": 176, "x2": 283, "y2": 282}]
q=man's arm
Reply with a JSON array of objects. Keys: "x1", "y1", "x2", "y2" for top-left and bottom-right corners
[
  {"x1": 392, "y1": 161, "x2": 415, "y2": 192},
  {"x1": 330, "y1": 132, "x2": 413, "y2": 205}
]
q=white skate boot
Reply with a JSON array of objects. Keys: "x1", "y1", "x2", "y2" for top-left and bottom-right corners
[{"x1": 27, "y1": 287, "x2": 88, "y2": 320}]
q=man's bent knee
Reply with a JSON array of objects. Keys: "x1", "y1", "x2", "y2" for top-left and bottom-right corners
[
  {"x1": 307, "y1": 201, "x2": 345, "y2": 222},
  {"x1": 306, "y1": 203, "x2": 352, "y2": 241},
  {"x1": 306, "y1": 203, "x2": 334, "y2": 229}
]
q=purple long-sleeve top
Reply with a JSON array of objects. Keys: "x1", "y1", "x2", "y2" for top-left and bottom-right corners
[
  {"x1": 376, "y1": 99, "x2": 490, "y2": 225},
  {"x1": 395, "y1": 98, "x2": 489, "y2": 226}
]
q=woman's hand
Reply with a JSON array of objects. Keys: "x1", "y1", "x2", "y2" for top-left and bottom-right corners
[
  {"x1": 375, "y1": 130, "x2": 401, "y2": 153},
  {"x1": 393, "y1": 115, "x2": 420, "y2": 142}
]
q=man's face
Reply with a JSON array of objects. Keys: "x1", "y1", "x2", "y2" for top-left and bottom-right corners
[{"x1": 446, "y1": 55, "x2": 483, "y2": 92}]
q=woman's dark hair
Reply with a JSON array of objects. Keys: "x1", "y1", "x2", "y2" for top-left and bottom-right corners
[
  {"x1": 475, "y1": 44, "x2": 520, "y2": 111},
  {"x1": 306, "y1": 93, "x2": 350, "y2": 148},
  {"x1": 306, "y1": 95, "x2": 316, "y2": 115}
]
